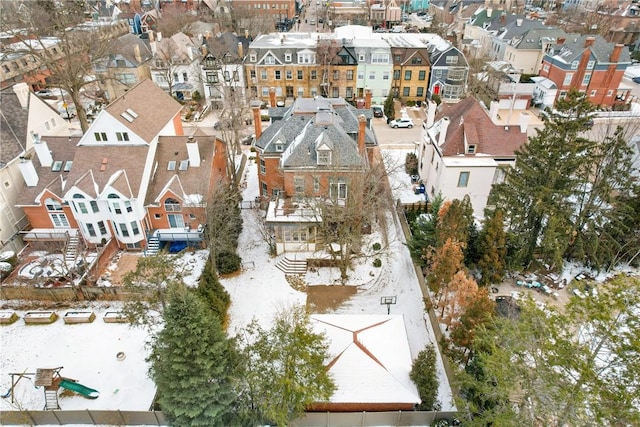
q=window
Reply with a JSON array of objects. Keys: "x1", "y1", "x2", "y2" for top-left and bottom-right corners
[
  {"x1": 261, "y1": 87, "x2": 269, "y2": 97},
  {"x1": 467, "y1": 144, "x2": 476, "y2": 154},
  {"x1": 275, "y1": 70, "x2": 281, "y2": 80},
  {"x1": 94, "y1": 132, "x2": 107, "y2": 142},
  {"x1": 317, "y1": 150, "x2": 331, "y2": 165},
  {"x1": 86, "y1": 223, "x2": 96, "y2": 237},
  {"x1": 260, "y1": 158, "x2": 266, "y2": 174},
  {"x1": 286, "y1": 70, "x2": 292, "y2": 80},
  {"x1": 358, "y1": 53, "x2": 365, "y2": 62},
  {"x1": 206, "y1": 72, "x2": 218, "y2": 83},
  {"x1": 357, "y1": 71, "x2": 364, "y2": 80},
  {"x1": 284, "y1": 226, "x2": 308, "y2": 242},
  {"x1": 265, "y1": 55, "x2": 276, "y2": 65},
  {"x1": 260, "y1": 69, "x2": 267, "y2": 80},
  {"x1": 164, "y1": 198, "x2": 181, "y2": 212},
  {"x1": 411, "y1": 57, "x2": 423, "y2": 65},
  {"x1": 285, "y1": 53, "x2": 292, "y2": 62},
  {"x1": 311, "y1": 70, "x2": 317, "y2": 80},
  {"x1": 346, "y1": 87, "x2": 353, "y2": 98},
  {"x1": 418, "y1": 70, "x2": 426, "y2": 80},
  {"x1": 298, "y1": 87, "x2": 304, "y2": 97},
  {"x1": 45, "y1": 198, "x2": 63, "y2": 211},
  {"x1": 457, "y1": 171, "x2": 470, "y2": 187},
  {"x1": 403, "y1": 87, "x2": 410, "y2": 97},
  {"x1": 313, "y1": 176, "x2": 320, "y2": 192},
  {"x1": 445, "y1": 55, "x2": 458, "y2": 65},
  {"x1": 393, "y1": 70, "x2": 400, "y2": 80},
  {"x1": 571, "y1": 61, "x2": 579, "y2": 70},
  {"x1": 383, "y1": 71, "x2": 390, "y2": 80},
  {"x1": 294, "y1": 176, "x2": 305, "y2": 195},
  {"x1": 250, "y1": 70, "x2": 256, "y2": 81},
  {"x1": 113, "y1": 202, "x2": 122, "y2": 214},
  {"x1": 119, "y1": 223, "x2": 130, "y2": 237},
  {"x1": 369, "y1": 71, "x2": 375, "y2": 80},
  {"x1": 131, "y1": 221, "x2": 140, "y2": 235},
  {"x1": 261, "y1": 181, "x2": 268, "y2": 196},
  {"x1": 329, "y1": 178, "x2": 347, "y2": 199},
  {"x1": 587, "y1": 60, "x2": 595, "y2": 69},
  {"x1": 332, "y1": 87, "x2": 339, "y2": 97},
  {"x1": 98, "y1": 221, "x2": 107, "y2": 235},
  {"x1": 250, "y1": 54, "x2": 257, "y2": 62},
  {"x1": 125, "y1": 201, "x2": 133, "y2": 213},
  {"x1": 333, "y1": 70, "x2": 339, "y2": 80},
  {"x1": 223, "y1": 71, "x2": 231, "y2": 81},
  {"x1": 45, "y1": 121, "x2": 50, "y2": 131},
  {"x1": 563, "y1": 73, "x2": 573, "y2": 86},
  {"x1": 297, "y1": 70, "x2": 303, "y2": 79},
  {"x1": 77, "y1": 202, "x2": 88, "y2": 214},
  {"x1": 417, "y1": 87, "x2": 424, "y2": 97},
  {"x1": 115, "y1": 73, "x2": 136, "y2": 84},
  {"x1": 297, "y1": 53, "x2": 315, "y2": 63},
  {"x1": 582, "y1": 73, "x2": 591, "y2": 85},
  {"x1": 590, "y1": 90, "x2": 597, "y2": 97},
  {"x1": 559, "y1": 90, "x2": 567, "y2": 99},
  {"x1": 607, "y1": 90, "x2": 613, "y2": 96},
  {"x1": 116, "y1": 132, "x2": 129, "y2": 142},
  {"x1": 50, "y1": 213, "x2": 70, "y2": 228},
  {"x1": 346, "y1": 70, "x2": 353, "y2": 80},
  {"x1": 404, "y1": 70, "x2": 412, "y2": 80},
  {"x1": 371, "y1": 53, "x2": 388, "y2": 64},
  {"x1": 542, "y1": 64, "x2": 550, "y2": 73}
]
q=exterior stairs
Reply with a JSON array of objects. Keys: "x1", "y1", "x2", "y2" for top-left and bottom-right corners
[
  {"x1": 64, "y1": 233, "x2": 79, "y2": 263},
  {"x1": 44, "y1": 389, "x2": 60, "y2": 410},
  {"x1": 276, "y1": 256, "x2": 307, "y2": 275},
  {"x1": 145, "y1": 235, "x2": 160, "y2": 256}
]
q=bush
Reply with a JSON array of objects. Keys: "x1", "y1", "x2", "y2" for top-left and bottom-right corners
[
  {"x1": 372, "y1": 242, "x2": 381, "y2": 251},
  {"x1": 405, "y1": 152, "x2": 418, "y2": 175},
  {"x1": 406, "y1": 100, "x2": 416, "y2": 107},
  {"x1": 373, "y1": 258, "x2": 382, "y2": 268},
  {"x1": 431, "y1": 94, "x2": 442, "y2": 105},
  {"x1": 260, "y1": 115, "x2": 270, "y2": 121},
  {"x1": 216, "y1": 250, "x2": 241, "y2": 274},
  {"x1": 191, "y1": 90, "x2": 201, "y2": 102}
]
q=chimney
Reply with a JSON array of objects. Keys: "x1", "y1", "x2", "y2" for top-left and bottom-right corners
[
  {"x1": 487, "y1": 8, "x2": 493, "y2": 17},
  {"x1": 18, "y1": 158, "x2": 39, "y2": 187},
  {"x1": 516, "y1": 18, "x2": 523, "y2": 27},
  {"x1": 357, "y1": 114, "x2": 367, "y2": 155},
  {"x1": 584, "y1": 36, "x2": 595, "y2": 47},
  {"x1": 134, "y1": 44, "x2": 142, "y2": 63},
  {"x1": 186, "y1": 137, "x2": 201, "y2": 167},
  {"x1": 252, "y1": 105, "x2": 263, "y2": 139},
  {"x1": 148, "y1": 30, "x2": 155, "y2": 42},
  {"x1": 32, "y1": 136, "x2": 53, "y2": 167},
  {"x1": 12, "y1": 82, "x2": 30, "y2": 109},
  {"x1": 519, "y1": 112, "x2": 530, "y2": 133},
  {"x1": 364, "y1": 88, "x2": 372, "y2": 109},
  {"x1": 269, "y1": 87, "x2": 277, "y2": 108},
  {"x1": 157, "y1": 32, "x2": 162, "y2": 41},
  {"x1": 500, "y1": 13, "x2": 506, "y2": 25},
  {"x1": 610, "y1": 44, "x2": 624, "y2": 62},
  {"x1": 426, "y1": 99, "x2": 437, "y2": 128},
  {"x1": 237, "y1": 41, "x2": 244, "y2": 58},
  {"x1": 557, "y1": 37, "x2": 566, "y2": 45},
  {"x1": 438, "y1": 117, "x2": 450, "y2": 146}
]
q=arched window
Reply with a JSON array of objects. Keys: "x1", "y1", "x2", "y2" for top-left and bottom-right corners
[
  {"x1": 45, "y1": 198, "x2": 63, "y2": 211},
  {"x1": 72, "y1": 194, "x2": 85, "y2": 199},
  {"x1": 164, "y1": 198, "x2": 181, "y2": 212}
]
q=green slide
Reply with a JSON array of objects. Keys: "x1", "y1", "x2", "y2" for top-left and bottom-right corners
[{"x1": 59, "y1": 379, "x2": 100, "y2": 399}]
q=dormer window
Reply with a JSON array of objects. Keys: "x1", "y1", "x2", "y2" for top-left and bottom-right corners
[
  {"x1": 285, "y1": 53, "x2": 292, "y2": 62},
  {"x1": 265, "y1": 55, "x2": 276, "y2": 65},
  {"x1": 250, "y1": 53, "x2": 257, "y2": 62},
  {"x1": 358, "y1": 53, "x2": 365, "y2": 62},
  {"x1": 317, "y1": 149, "x2": 332, "y2": 165},
  {"x1": 467, "y1": 144, "x2": 476, "y2": 154},
  {"x1": 275, "y1": 143, "x2": 283, "y2": 152},
  {"x1": 571, "y1": 61, "x2": 579, "y2": 69}
]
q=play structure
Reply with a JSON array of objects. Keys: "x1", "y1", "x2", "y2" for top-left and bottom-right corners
[{"x1": 4, "y1": 367, "x2": 99, "y2": 410}]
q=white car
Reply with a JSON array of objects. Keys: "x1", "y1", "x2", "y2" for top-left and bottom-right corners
[{"x1": 389, "y1": 118, "x2": 414, "y2": 128}]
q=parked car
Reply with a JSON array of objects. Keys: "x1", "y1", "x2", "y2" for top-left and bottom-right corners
[
  {"x1": 389, "y1": 118, "x2": 414, "y2": 128},
  {"x1": 632, "y1": 76, "x2": 640, "y2": 84},
  {"x1": 35, "y1": 89, "x2": 57, "y2": 100},
  {"x1": 372, "y1": 105, "x2": 384, "y2": 118},
  {"x1": 241, "y1": 134, "x2": 255, "y2": 145}
]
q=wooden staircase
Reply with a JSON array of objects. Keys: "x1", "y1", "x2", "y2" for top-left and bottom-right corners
[
  {"x1": 44, "y1": 389, "x2": 60, "y2": 410},
  {"x1": 276, "y1": 256, "x2": 307, "y2": 275},
  {"x1": 64, "y1": 233, "x2": 79, "y2": 264},
  {"x1": 145, "y1": 235, "x2": 160, "y2": 256}
]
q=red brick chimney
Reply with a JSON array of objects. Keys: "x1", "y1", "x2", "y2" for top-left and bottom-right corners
[
  {"x1": 557, "y1": 37, "x2": 566, "y2": 45},
  {"x1": 364, "y1": 89, "x2": 372, "y2": 109},
  {"x1": 584, "y1": 36, "x2": 596, "y2": 47},
  {"x1": 610, "y1": 44, "x2": 624, "y2": 62},
  {"x1": 269, "y1": 87, "x2": 276, "y2": 107},
  {"x1": 357, "y1": 114, "x2": 366, "y2": 156},
  {"x1": 253, "y1": 106, "x2": 262, "y2": 139}
]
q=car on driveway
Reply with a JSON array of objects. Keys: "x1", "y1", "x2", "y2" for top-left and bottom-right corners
[
  {"x1": 241, "y1": 134, "x2": 255, "y2": 145},
  {"x1": 372, "y1": 105, "x2": 384, "y2": 118},
  {"x1": 632, "y1": 76, "x2": 640, "y2": 84},
  {"x1": 35, "y1": 89, "x2": 57, "y2": 100},
  {"x1": 389, "y1": 118, "x2": 414, "y2": 128}
]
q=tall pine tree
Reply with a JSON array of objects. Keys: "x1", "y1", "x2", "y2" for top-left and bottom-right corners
[
  {"x1": 148, "y1": 284, "x2": 237, "y2": 427},
  {"x1": 477, "y1": 209, "x2": 506, "y2": 285}
]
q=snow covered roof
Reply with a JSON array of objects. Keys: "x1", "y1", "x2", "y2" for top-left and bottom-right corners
[{"x1": 309, "y1": 314, "x2": 420, "y2": 411}]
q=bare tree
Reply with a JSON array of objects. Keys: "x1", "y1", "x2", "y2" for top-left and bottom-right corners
[
  {"x1": 0, "y1": 0, "x2": 127, "y2": 132},
  {"x1": 155, "y1": 3, "x2": 200, "y2": 37},
  {"x1": 150, "y1": 35, "x2": 201, "y2": 99},
  {"x1": 316, "y1": 38, "x2": 343, "y2": 98},
  {"x1": 228, "y1": 1, "x2": 277, "y2": 38}
]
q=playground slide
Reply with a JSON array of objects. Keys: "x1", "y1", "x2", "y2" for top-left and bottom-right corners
[{"x1": 59, "y1": 379, "x2": 100, "y2": 399}]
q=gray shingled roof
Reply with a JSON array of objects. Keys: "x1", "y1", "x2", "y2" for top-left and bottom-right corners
[
  {"x1": 548, "y1": 34, "x2": 632, "y2": 63},
  {"x1": 255, "y1": 97, "x2": 375, "y2": 170},
  {"x1": 512, "y1": 27, "x2": 568, "y2": 50},
  {"x1": 0, "y1": 88, "x2": 28, "y2": 168}
]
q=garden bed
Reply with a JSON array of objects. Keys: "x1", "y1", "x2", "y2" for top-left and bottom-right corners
[
  {"x1": 63, "y1": 311, "x2": 96, "y2": 324},
  {"x1": 0, "y1": 311, "x2": 19, "y2": 325},
  {"x1": 103, "y1": 311, "x2": 127, "y2": 323},
  {"x1": 24, "y1": 311, "x2": 58, "y2": 324}
]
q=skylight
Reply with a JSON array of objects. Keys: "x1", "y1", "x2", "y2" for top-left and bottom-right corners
[
  {"x1": 179, "y1": 160, "x2": 189, "y2": 171},
  {"x1": 168, "y1": 160, "x2": 176, "y2": 171},
  {"x1": 63, "y1": 160, "x2": 73, "y2": 172},
  {"x1": 120, "y1": 112, "x2": 134, "y2": 122},
  {"x1": 125, "y1": 108, "x2": 138, "y2": 118},
  {"x1": 51, "y1": 160, "x2": 63, "y2": 172}
]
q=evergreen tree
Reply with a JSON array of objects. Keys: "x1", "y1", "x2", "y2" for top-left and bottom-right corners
[
  {"x1": 196, "y1": 258, "x2": 231, "y2": 327},
  {"x1": 492, "y1": 90, "x2": 595, "y2": 268},
  {"x1": 410, "y1": 344, "x2": 440, "y2": 410},
  {"x1": 477, "y1": 209, "x2": 506, "y2": 285},
  {"x1": 458, "y1": 276, "x2": 640, "y2": 426},
  {"x1": 238, "y1": 306, "x2": 335, "y2": 426},
  {"x1": 383, "y1": 91, "x2": 395, "y2": 122},
  {"x1": 407, "y1": 193, "x2": 444, "y2": 267},
  {"x1": 148, "y1": 285, "x2": 237, "y2": 427}
]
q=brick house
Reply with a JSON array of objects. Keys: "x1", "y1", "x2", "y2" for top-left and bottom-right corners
[
  {"x1": 252, "y1": 97, "x2": 376, "y2": 254},
  {"x1": 15, "y1": 79, "x2": 226, "y2": 256},
  {"x1": 539, "y1": 35, "x2": 632, "y2": 107}
]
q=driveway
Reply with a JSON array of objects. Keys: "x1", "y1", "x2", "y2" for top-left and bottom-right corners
[{"x1": 371, "y1": 106, "x2": 425, "y2": 150}]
